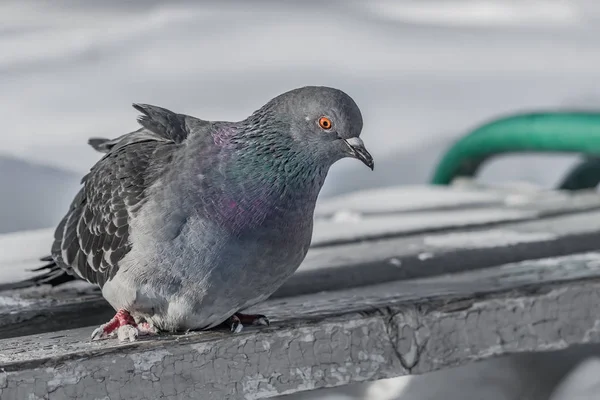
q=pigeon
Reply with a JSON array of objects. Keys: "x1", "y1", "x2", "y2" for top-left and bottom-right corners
[{"x1": 38, "y1": 86, "x2": 373, "y2": 342}]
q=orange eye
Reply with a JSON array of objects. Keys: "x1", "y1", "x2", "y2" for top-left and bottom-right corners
[{"x1": 318, "y1": 117, "x2": 333, "y2": 130}]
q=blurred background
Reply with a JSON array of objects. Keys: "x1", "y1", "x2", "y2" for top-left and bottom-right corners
[
  {"x1": 1, "y1": 0, "x2": 600, "y2": 399},
  {"x1": 3, "y1": 0, "x2": 600, "y2": 234}
]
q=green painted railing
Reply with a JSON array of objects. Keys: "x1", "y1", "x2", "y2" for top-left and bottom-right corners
[
  {"x1": 559, "y1": 157, "x2": 600, "y2": 190},
  {"x1": 430, "y1": 112, "x2": 600, "y2": 189}
]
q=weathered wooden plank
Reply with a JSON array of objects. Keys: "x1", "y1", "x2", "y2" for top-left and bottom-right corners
[
  {"x1": 296, "y1": 208, "x2": 600, "y2": 291},
  {"x1": 0, "y1": 286, "x2": 111, "y2": 341},
  {"x1": 314, "y1": 185, "x2": 600, "y2": 219},
  {"x1": 2, "y1": 252, "x2": 600, "y2": 400},
  {"x1": 314, "y1": 185, "x2": 508, "y2": 217},
  {"x1": 313, "y1": 189, "x2": 600, "y2": 247},
  {"x1": 312, "y1": 207, "x2": 535, "y2": 246}
]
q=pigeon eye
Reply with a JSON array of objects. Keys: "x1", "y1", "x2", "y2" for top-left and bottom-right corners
[{"x1": 318, "y1": 117, "x2": 333, "y2": 130}]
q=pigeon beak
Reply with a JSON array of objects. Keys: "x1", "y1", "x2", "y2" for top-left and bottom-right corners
[{"x1": 344, "y1": 137, "x2": 374, "y2": 170}]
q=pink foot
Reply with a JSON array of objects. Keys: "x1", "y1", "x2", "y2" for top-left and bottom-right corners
[
  {"x1": 137, "y1": 322, "x2": 158, "y2": 335},
  {"x1": 90, "y1": 309, "x2": 157, "y2": 342}
]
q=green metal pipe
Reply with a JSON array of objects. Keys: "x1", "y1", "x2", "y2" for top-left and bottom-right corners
[
  {"x1": 431, "y1": 112, "x2": 600, "y2": 185},
  {"x1": 559, "y1": 157, "x2": 600, "y2": 190}
]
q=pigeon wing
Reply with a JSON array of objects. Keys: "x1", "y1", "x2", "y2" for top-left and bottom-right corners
[
  {"x1": 51, "y1": 139, "x2": 177, "y2": 287},
  {"x1": 89, "y1": 104, "x2": 209, "y2": 153},
  {"x1": 23, "y1": 104, "x2": 209, "y2": 289}
]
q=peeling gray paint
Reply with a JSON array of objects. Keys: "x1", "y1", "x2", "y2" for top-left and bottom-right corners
[
  {"x1": 0, "y1": 316, "x2": 401, "y2": 400},
  {"x1": 2, "y1": 276, "x2": 600, "y2": 399},
  {"x1": 129, "y1": 349, "x2": 171, "y2": 373},
  {"x1": 4, "y1": 250, "x2": 600, "y2": 398},
  {"x1": 46, "y1": 366, "x2": 86, "y2": 392}
]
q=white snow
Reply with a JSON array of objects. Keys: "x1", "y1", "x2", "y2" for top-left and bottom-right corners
[
  {"x1": 313, "y1": 208, "x2": 535, "y2": 246},
  {"x1": 363, "y1": 1, "x2": 582, "y2": 27},
  {"x1": 550, "y1": 357, "x2": 600, "y2": 400},
  {"x1": 0, "y1": 228, "x2": 53, "y2": 283},
  {"x1": 315, "y1": 185, "x2": 508, "y2": 216}
]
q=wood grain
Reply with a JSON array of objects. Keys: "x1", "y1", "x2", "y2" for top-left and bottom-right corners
[{"x1": 2, "y1": 252, "x2": 600, "y2": 399}]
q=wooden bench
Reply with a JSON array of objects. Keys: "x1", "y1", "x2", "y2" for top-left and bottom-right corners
[{"x1": 1, "y1": 184, "x2": 600, "y2": 399}]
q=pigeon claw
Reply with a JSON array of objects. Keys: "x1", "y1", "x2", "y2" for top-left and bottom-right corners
[
  {"x1": 253, "y1": 316, "x2": 270, "y2": 326},
  {"x1": 117, "y1": 325, "x2": 139, "y2": 342},
  {"x1": 137, "y1": 321, "x2": 159, "y2": 335},
  {"x1": 235, "y1": 313, "x2": 270, "y2": 327},
  {"x1": 225, "y1": 315, "x2": 244, "y2": 333},
  {"x1": 90, "y1": 309, "x2": 156, "y2": 342},
  {"x1": 91, "y1": 324, "x2": 113, "y2": 341}
]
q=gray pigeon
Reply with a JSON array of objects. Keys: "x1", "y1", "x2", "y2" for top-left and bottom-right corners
[{"x1": 44, "y1": 86, "x2": 373, "y2": 341}]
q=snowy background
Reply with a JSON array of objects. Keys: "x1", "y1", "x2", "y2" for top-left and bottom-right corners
[
  {"x1": 2, "y1": 0, "x2": 600, "y2": 399},
  {"x1": 3, "y1": 0, "x2": 600, "y2": 234}
]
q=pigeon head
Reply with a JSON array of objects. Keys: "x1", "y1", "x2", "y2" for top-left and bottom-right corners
[{"x1": 245, "y1": 86, "x2": 373, "y2": 170}]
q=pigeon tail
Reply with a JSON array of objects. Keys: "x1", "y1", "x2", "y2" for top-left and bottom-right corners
[{"x1": 0, "y1": 256, "x2": 76, "y2": 292}]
